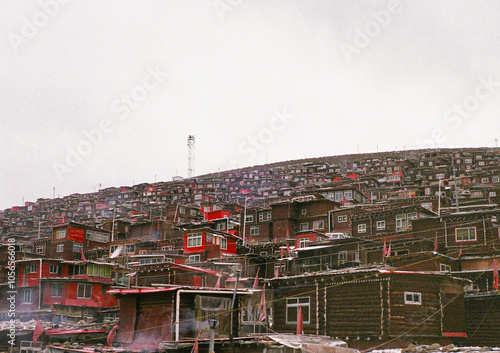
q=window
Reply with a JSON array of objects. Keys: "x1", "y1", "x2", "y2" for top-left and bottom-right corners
[
  {"x1": 299, "y1": 222, "x2": 308, "y2": 231},
  {"x1": 77, "y1": 283, "x2": 92, "y2": 299},
  {"x1": 57, "y1": 244, "x2": 64, "y2": 253},
  {"x1": 125, "y1": 244, "x2": 135, "y2": 253},
  {"x1": 188, "y1": 254, "x2": 201, "y2": 263},
  {"x1": 396, "y1": 214, "x2": 407, "y2": 232},
  {"x1": 493, "y1": 176, "x2": 499, "y2": 183},
  {"x1": 440, "y1": 264, "x2": 451, "y2": 273},
  {"x1": 357, "y1": 224, "x2": 366, "y2": 233},
  {"x1": 100, "y1": 266, "x2": 111, "y2": 277},
  {"x1": 187, "y1": 233, "x2": 203, "y2": 247},
  {"x1": 299, "y1": 237, "x2": 310, "y2": 248},
  {"x1": 312, "y1": 220, "x2": 324, "y2": 230},
  {"x1": 69, "y1": 265, "x2": 85, "y2": 276},
  {"x1": 49, "y1": 264, "x2": 59, "y2": 274},
  {"x1": 335, "y1": 191, "x2": 343, "y2": 200},
  {"x1": 220, "y1": 237, "x2": 227, "y2": 250},
  {"x1": 455, "y1": 227, "x2": 477, "y2": 242},
  {"x1": 404, "y1": 292, "x2": 421, "y2": 305},
  {"x1": 481, "y1": 177, "x2": 489, "y2": 184},
  {"x1": 55, "y1": 229, "x2": 66, "y2": 239},
  {"x1": 259, "y1": 211, "x2": 271, "y2": 222},
  {"x1": 73, "y1": 242, "x2": 83, "y2": 253},
  {"x1": 36, "y1": 246, "x2": 44, "y2": 254},
  {"x1": 376, "y1": 220, "x2": 385, "y2": 230},
  {"x1": 22, "y1": 288, "x2": 33, "y2": 303},
  {"x1": 301, "y1": 208, "x2": 307, "y2": 215},
  {"x1": 338, "y1": 215, "x2": 347, "y2": 223},
  {"x1": 179, "y1": 206, "x2": 185, "y2": 214},
  {"x1": 421, "y1": 202, "x2": 432, "y2": 211},
  {"x1": 216, "y1": 222, "x2": 226, "y2": 230},
  {"x1": 109, "y1": 245, "x2": 118, "y2": 254},
  {"x1": 274, "y1": 262, "x2": 286, "y2": 275},
  {"x1": 51, "y1": 283, "x2": 63, "y2": 298},
  {"x1": 245, "y1": 214, "x2": 254, "y2": 223},
  {"x1": 250, "y1": 226, "x2": 259, "y2": 235},
  {"x1": 286, "y1": 297, "x2": 310, "y2": 324},
  {"x1": 190, "y1": 209, "x2": 197, "y2": 216},
  {"x1": 338, "y1": 251, "x2": 348, "y2": 264},
  {"x1": 87, "y1": 264, "x2": 99, "y2": 276},
  {"x1": 344, "y1": 190, "x2": 352, "y2": 199},
  {"x1": 26, "y1": 264, "x2": 37, "y2": 273}
]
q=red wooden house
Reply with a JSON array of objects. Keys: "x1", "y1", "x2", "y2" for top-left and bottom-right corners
[
  {"x1": 183, "y1": 227, "x2": 241, "y2": 263},
  {"x1": 14, "y1": 258, "x2": 119, "y2": 320}
]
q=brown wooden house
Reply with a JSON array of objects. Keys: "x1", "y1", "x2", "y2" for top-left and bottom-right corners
[{"x1": 269, "y1": 267, "x2": 469, "y2": 350}]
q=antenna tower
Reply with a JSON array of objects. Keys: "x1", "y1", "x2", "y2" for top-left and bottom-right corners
[{"x1": 187, "y1": 135, "x2": 195, "y2": 178}]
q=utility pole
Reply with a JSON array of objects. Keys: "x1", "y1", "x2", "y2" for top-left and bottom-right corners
[{"x1": 453, "y1": 167, "x2": 459, "y2": 212}]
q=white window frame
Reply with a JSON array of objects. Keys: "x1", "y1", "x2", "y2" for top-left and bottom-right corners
[
  {"x1": 57, "y1": 243, "x2": 64, "y2": 253},
  {"x1": 357, "y1": 224, "x2": 367, "y2": 234},
  {"x1": 188, "y1": 254, "x2": 201, "y2": 263},
  {"x1": 259, "y1": 211, "x2": 271, "y2": 222},
  {"x1": 339, "y1": 250, "x2": 348, "y2": 264},
  {"x1": 250, "y1": 226, "x2": 259, "y2": 235},
  {"x1": 396, "y1": 214, "x2": 407, "y2": 232},
  {"x1": 220, "y1": 237, "x2": 227, "y2": 250},
  {"x1": 312, "y1": 220, "x2": 324, "y2": 230},
  {"x1": 125, "y1": 244, "x2": 135, "y2": 253},
  {"x1": 299, "y1": 222, "x2": 308, "y2": 231},
  {"x1": 404, "y1": 292, "x2": 421, "y2": 305},
  {"x1": 440, "y1": 264, "x2": 451, "y2": 273},
  {"x1": 338, "y1": 215, "x2": 347, "y2": 223},
  {"x1": 245, "y1": 214, "x2": 254, "y2": 223},
  {"x1": 286, "y1": 296, "x2": 310, "y2": 324},
  {"x1": 77, "y1": 283, "x2": 92, "y2": 299},
  {"x1": 299, "y1": 237, "x2": 310, "y2": 248},
  {"x1": 455, "y1": 227, "x2": 477, "y2": 242},
  {"x1": 73, "y1": 242, "x2": 83, "y2": 253},
  {"x1": 49, "y1": 264, "x2": 59, "y2": 274},
  {"x1": 376, "y1": 220, "x2": 385, "y2": 230},
  {"x1": 51, "y1": 282, "x2": 63, "y2": 298},
  {"x1": 36, "y1": 245, "x2": 44, "y2": 254},
  {"x1": 187, "y1": 233, "x2": 203, "y2": 247}
]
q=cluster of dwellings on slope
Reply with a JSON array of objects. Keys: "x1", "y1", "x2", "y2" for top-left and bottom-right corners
[{"x1": 1, "y1": 148, "x2": 500, "y2": 349}]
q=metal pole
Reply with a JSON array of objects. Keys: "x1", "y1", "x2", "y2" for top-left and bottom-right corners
[
  {"x1": 209, "y1": 323, "x2": 215, "y2": 353},
  {"x1": 438, "y1": 179, "x2": 441, "y2": 216},
  {"x1": 242, "y1": 197, "x2": 248, "y2": 245},
  {"x1": 229, "y1": 269, "x2": 241, "y2": 348}
]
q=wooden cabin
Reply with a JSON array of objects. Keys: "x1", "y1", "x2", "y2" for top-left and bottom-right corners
[{"x1": 269, "y1": 267, "x2": 469, "y2": 350}]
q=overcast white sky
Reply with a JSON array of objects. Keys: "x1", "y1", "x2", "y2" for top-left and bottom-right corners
[{"x1": 1, "y1": 0, "x2": 500, "y2": 210}]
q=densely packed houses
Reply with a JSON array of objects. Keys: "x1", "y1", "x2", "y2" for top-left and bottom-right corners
[{"x1": 1, "y1": 147, "x2": 500, "y2": 349}]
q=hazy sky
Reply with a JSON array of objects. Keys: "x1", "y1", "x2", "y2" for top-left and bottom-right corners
[{"x1": 2, "y1": 0, "x2": 500, "y2": 210}]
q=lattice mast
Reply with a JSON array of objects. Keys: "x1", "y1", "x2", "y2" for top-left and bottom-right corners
[{"x1": 187, "y1": 135, "x2": 195, "y2": 178}]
